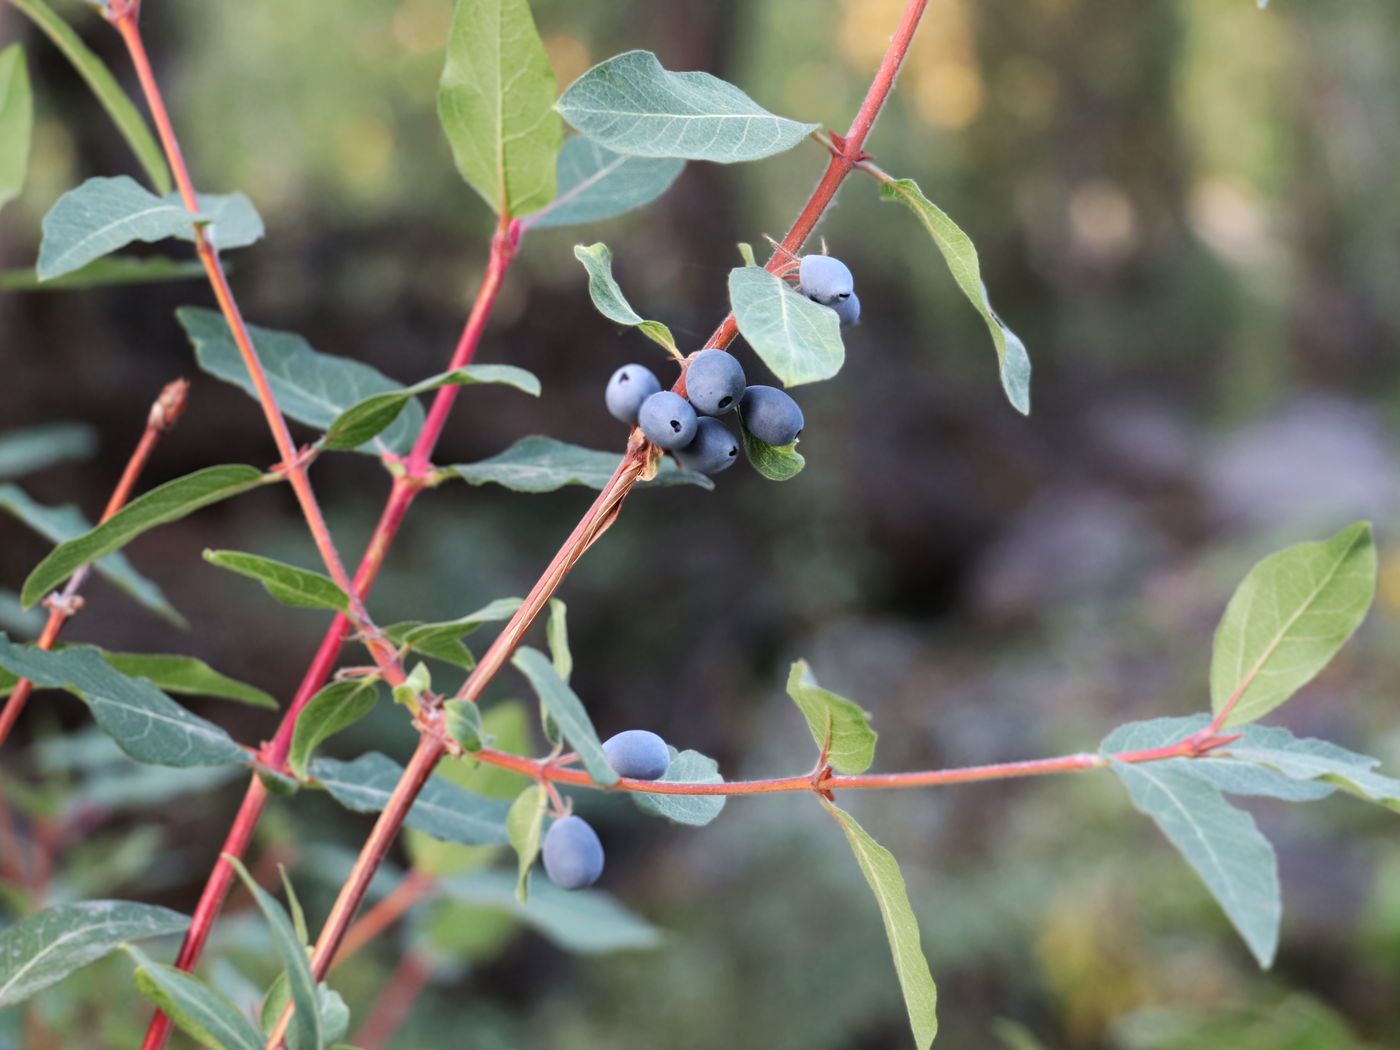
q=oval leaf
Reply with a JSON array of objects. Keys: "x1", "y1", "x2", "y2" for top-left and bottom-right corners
[
  {"x1": 1211, "y1": 522, "x2": 1376, "y2": 728},
  {"x1": 450, "y1": 435, "x2": 712, "y2": 493},
  {"x1": 728, "y1": 266, "x2": 844, "y2": 387},
  {"x1": 527, "y1": 136, "x2": 684, "y2": 229},
  {"x1": 0, "y1": 44, "x2": 33, "y2": 212},
  {"x1": 632, "y1": 747, "x2": 726, "y2": 827},
  {"x1": 739, "y1": 424, "x2": 804, "y2": 482},
  {"x1": 786, "y1": 660, "x2": 876, "y2": 774},
  {"x1": 556, "y1": 50, "x2": 817, "y2": 163},
  {"x1": 508, "y1": 783, "x2": 548, "y2": 902},
  {"x1": 287, "y1": 679, "x2": 381, "y2": 778},
  {"x1": 203, "y1": 549, "x2": 350, "y2": 612},
  {"x1": 573, "y1": 242, "x2": 679, "y2": 356}
]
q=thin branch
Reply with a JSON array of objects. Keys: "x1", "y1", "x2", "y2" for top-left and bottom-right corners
[{"x1": 353, "y1": 950, "x2": 435, "y2": 1050}]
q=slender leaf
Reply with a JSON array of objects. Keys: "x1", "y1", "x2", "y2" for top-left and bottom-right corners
[
  {"x1": 0, "y1": 255, "x2": 205, "y2": 292},
  {"x1": 546, "y1": 598, "x2": 572, "y2": 682},
  {"x1": 739, "y1": 423, "x2": 804, "y2": 481},
  {"x1": 573, "y1": 242, "x2": 680, "y2": 356},
  {"x1": 437, "y1": 0, "x2": 561, "y2": 217},
  {"x1": 880, "y1": 177, "x2": 1031, "y2": 414},
  {"x1": 323, "y1": 364, "x2": 539, "y2": 451},
  {"x1": 259, "y1": 975, "x2": 349, "y2": 1048},
  {"x1": 451, "y1": 435, "x2": 712, "y2": 493},
  {"x1": 0, "y1": 900, "x2": 187, "y2": 1007},
  {"x1": 556, "y1": 50, "x2": 817, "y2": 163},
  {"x1": 288, "y1": 679, "x2": 381, "y2": 778},
  {"x1": 127, "y1": 947, "x2": 264, "y2": 1050},
  {"x1": 6, "y1": 0, "x2": 171, "y2": 193},
  {"x1": 527, "y1": 136, "x2": 684, "y2": 229},
  {"x1": 1221, "y1": 725, "x2": 1400, "y2": 812},
  {"x1": 20, "y1": 464, "x2": 271, "y2": 609},
  {"x1": 786, "y1": 660, "x2": 877, "y2": 774},
  {"x1": 507, "y1": 784, "x2": 547, "y2": 902},
  {"x1": 821, "y1": 800, "x2": 939, "y2": 1048},
  {"x1": 632, "y1": 747, "x2": 725, "y2": 827},
  {"x1": 728, "y1": 266, "x2": 844, "y2": 387},
  {"x1": 0, "y1": 422, "x2": 95, "y2": 478},
  {"x1": 386, "y1": 597, "x2": 522, "y2": 653},
  {"x1": 511, "y1": 646, "x2": 618, "y2": 786},
  {"x1": 203, "y1": 549, "x2": 349, "y2": 612},
  {"x1": 100, "y1": 651, "x2": 276, "y2": 710},
  {"x1": 1210, "y1": 522, "x2": 1376, "y2": 728},
  {"x1": 0, "y1": 635, "x2": 247, "y2": 767},
  {"x1": 0, "y1": 44, "x2": 32, "y2": 212},
  {"x1": 179, "y1": 307, "x2": 424, "y2": 456}
]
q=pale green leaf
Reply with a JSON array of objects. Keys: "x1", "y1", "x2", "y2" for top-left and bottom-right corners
[
  {"x1": 392, "y1": 661, "x2": 432, "y2": 707},
  {"x1": 511, "y1": 646, "x2": 618, "y2": 786},
  {"x1": 127, "y1": 947, "x2": 264, "y2": 1050},
  {"x1": 445, "y1": 699, "x2": 487, "y2": 752},
  {"x1": 527, "y1": 136, "x2": 684, "y2": 229},
  {"x1": 0, "y1": 255, "x2": 205, "y2": 292},
  {"x1": 786, "y1": 660, "x2": 877, "y2": 774},
  {"x1": 632, "y1": 747, "x2": 725, "y2": 826},
  {"x1": 259, "y1": 974, "x2": 349, "y2": 1048},
  {"x1": 0, "y1": 422, "x2": 95, "y2": 478},
  {"x1": 1210, "y1": 522, "x2": 1376, "y2": 728},
  {"x1": 437, "y1": 0, "x2": 561, "y2": 217},
  {"x1": 0, "y1": 44, "x2": 32, "y2": 212},
  {"x1": 507, "y1": 784, "x2": 547, "y2": 902},
  {"x1": 203, "y1": 549, "x2": 349, "y2": 612},
  {"x1": 1221, "y1": 724, "x2": 1400, "y2": 812},
  {"x1": 879, "y1": 177, "x2": 1031, "y2": 414},
  {"x1": 450, "y1": 435, "x2": 712, "y2": 493},
  {"x1": 0, "y1": 900, "x2": 187, "y2": 1007},
  {"x1": 556, "y1": 50, "x2": 817, "y2": 163},
  {"x1": 573, "y1": 242, "x2": 680, "y2": 357},
  {"x1": 728, "y1": 266, "x2": 844, "y2": 387},
  {"x1": 821, "y1": 800, "x2": 938, "y2": 1048},
  {"x1": 20, "y1": 464, "x2": 271, "y2": 609},
  {"x1": 546, "y1": 598, "x2": 572, "y2": 683},
  {"x1": 739, "y1": 423, "x2": 804, "y2": 481},
  {"x1": 100, "y1": 651, "x2": 277, "y2": 710},
  {"x1": 287, "y1": 679, "x2": 380, "y2": 778}
]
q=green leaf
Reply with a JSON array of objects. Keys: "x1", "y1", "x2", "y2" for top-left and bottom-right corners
[
  {"x1": 786, "y1": 660, "x2": 877, "y2": 774},
  {"x1": 527, "y1": 136, "x2": 685, "y2": 229},
  {"x1": 1110, "y1": 757, "x2": 1280, "y2": 967},
  {"x1": 223, "y1": 857, "x2": 320, "y2": 1050},
  {"x1": 178, "y1": 307, "x2": 424, "y2": 456},
  {"x1": 728, "y1": 266, "x2": 844, "y2": 387},
  {"x1": 322, "y1": 363, "x2": 539, "y2": 451},
  {"x1": 739, "y1": 423, "x2": 804, "y2": 481},
  {"x1": 556, "y1": 50, "x2": 817, "y2": 163},
  {"x1": 287, "y1": 679, "x2": 380, "y2": 778},
  {"x1": 445, "y1": 699, "x2": 488, "y2": 752},
  {"x1": 0, "y1": 635, "x2": 247, "y2": 767},
  {"x1": 259, "y1": 974, "x2": 350, "y2": 1048},
  {"x1": 20, "y1": 464, "x2": 271, "y2": 609},
  {"x1": 0, "y1": 44, "x2": 32, "y2": 212},
  {"x1": 127, "y1": 947, "x2": 264, "y2": 1050},
  {"x1": 203, "y1": 549, "x2": 350, "y2": 612},
  {"x1": 0, "y1": 483, "x2": 182, "y2": 625},
  {"x1": 6, "y1": 0, "x2": 171, "y2": 194},
  {"x1": 100, "y1": 651, "x2": 277, "y2": 710},
  {"x1": 385, "y1": 596, "x2": 523, "y2": 672},
  {"x1": 313, "y1": 752, "x2": 510, "y2": 845},
  {"x1": 821, "y1": 800, "x2": 938, "y2": 1048},
  {"x1": 393, "y1": 661, "x2": 432, "y2": 707},
  {"x1": 510, "y1": 646, "x2": 618, "y2": 787},
  {"x1": 1210, "y1": 522, "x2": 1376, "y2": 728},
  {"x1": 0, "y1": 422, "x2": 95, "y2": 478},
  {"x1": 1220, "y1": 724, "x2": 1400, "y2": 812},
  {"x1": 546, "y1": 598, "x2": 572, "y2": 683},
  {"x1": 879, "y1": 177, "x2": 1031, "y2": 414},
  {"x1": 0, "y1": 900, "x2": 187, "y2": 1007},
  {"x1": 0, "y1": 255, "x2": 205, "y2": 292},
  {"x1": 451, "y1": 435, "x2": 712, "y2": 493},
  {"x1": 438, "y1": 869, "x2": 661, "y2": 954},
  {"x1": 632, "y1": 747, "x2": 725, "y2": 827},
  {"x1": 573, "y1": 242, "x2": 680, "y2": 357},
  {"x1": 437, "y1": 0, "x2": 561, "y2": 217},
  {"x1": 507, "y1": 784, "x2": 547, "y2": 902},
  {"x1": 37, "y1": 176, "x2": 262, "y2": 280}
]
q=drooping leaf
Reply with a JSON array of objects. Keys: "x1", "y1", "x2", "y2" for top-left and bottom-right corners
[
  {"x1": 438, "y1": 869, "x2": 661, "y2": 954},
  {"x1": 99, "y1": 651, "x2": 277, "y2": 710},
  {"x1": 821, "y1": 800, "x2": 939, "y2": 1048},
  {"x1": 1210, "y1": 522, "x2": 1376, "y2": 728},
  {"x1": 556, "y1": 50, "x2": 817, "y2": 163},
  {"x1": 527, "y1": 136, "x2": 684, "y2": 229},
  {"x1": 510, "y1": 646, "x2": 618, "y2": 786},
  {"x1": 127, "y1": 947, "x2": 264, "y2": 1050},
  {"x1": 879, "y1": 177, "x2": 1031, "y2": 414},
  {"x1": 739, "y1": 423, "x2": 804, "y2": 481},
  {"x1": 0, "y1": 255, "x2": 205, "y2": 292},
  {"x1": 287, "y1": 679, "x2": 381, "y2": 778},
  {"x1": 385, "y1": 597, "x2": 523, "y2": 668},
  {"x1": 178, "y1": 307, "x2": 423, "y2": 455},
  {"x1": 437, "y1": 0, "x2": 561, "y2": 217},
  {"x1": 203, "y1": 549, "x2": 349, "y2": 612},
  {"x1": 0, "y1": 422, "x2": 95, "y2": 478},
  {"x1": 786, "y1": 660, "x2": 877, "y2": 775},
  {"x1": 0, "y1": 44, "x2": 32, "y2": 212},
  {"x1": 322, "y1": 364, "x2": 539, "y2": 451},
  {"x1": 0, "y1": 900, "x2": 187, "y2": 1007},
  {"x1": 20, "y1": 465, "x2": 271, "y2": 609},
  {"x1": 0, "y1": 482, "x2": 182, "y2": 625},
  {"x1": 573, "y1": 242, "x2": 681, "y2": 357},
  {"x1": 728, "y1": 266, "x2": 844, "y2": 387},
  {"x1": 313, "y1": 752, "x2": 510, "y2": 845},
  {"x1": 450, "y1": 435, "x2": 712, "y2": 493},
  {"x1": 632, "y1": 747, "x2": 726, "y2": 827},
  {"x1": 0, "y1": 635, "x2": 247, "y2": 767},
  {"x1": 1110, "y1": 757, "x2": 1280, "y2": 967},
  {"x1": 1221, "y1": 724, "x2": 1400, "y2": 812},
  {"x1": 507, "y1": 784, "x2": 547, "y2": 902}
]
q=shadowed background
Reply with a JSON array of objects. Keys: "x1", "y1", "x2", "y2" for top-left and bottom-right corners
[{"x1": 2, "y1": 0, "x2": 1400, "y2": 1046}]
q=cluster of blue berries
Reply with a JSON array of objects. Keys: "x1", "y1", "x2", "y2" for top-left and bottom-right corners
[{"x1": 541, "y1": 729, "x2": 671, "y2": 890}]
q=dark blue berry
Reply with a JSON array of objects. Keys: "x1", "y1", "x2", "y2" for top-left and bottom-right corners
[
  {"x1": 798, "y1": 254, "x2": 854, "y2": 304},
  {"x1": 675, "y1": 417, "x2": 740, "y2": 474},
  {"x1": 684, "y1": 349, "x2": 746, "y2": 416},
  {"x1": 542, "y1": 815, "x2": 604, "y2": 890},
  {"x1": 739, "y1": 385, "x2": 804, "y2": 447},
  {"x1": 638, "y1": 391, "x2": 698, "y2": 450},
  {"x1": 602, "y1": 730, "x2": 671, "y2": 780},
  {"x1": 606, "y1": 364, "x2": 661, "y2": 424}
]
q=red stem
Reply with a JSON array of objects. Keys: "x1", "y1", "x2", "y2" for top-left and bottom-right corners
[{"x1": 353, "y1": 951, "x2": 435, "y2": 1050}]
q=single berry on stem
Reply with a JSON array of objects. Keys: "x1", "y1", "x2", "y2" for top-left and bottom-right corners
[
  {"x1": 542, "y1": 815, "x2": 605, "y2": 890},
  {"x1": 684, "y1": 349, "x2": 746, "y2": 416},
  {"x1": 606, "y1": 364, "x2": 662, "y2": 424},
  {"x1": 675, "y1": 417, "x2": 740, "y2": 475},
  {"x1": 638, "y1": 391, "x2": 698, "y2": 450},
  {"x1": 739, "y1": 386, "x2": 805, "y2": 447},
  {"x1": 602, "y1": 730, "x2": 672, "y2": 781}
]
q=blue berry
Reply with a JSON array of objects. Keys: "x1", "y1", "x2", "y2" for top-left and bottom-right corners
[
  {"x1": 638, "y1": 391, "x2": 698, "y2": 450},
  {"x1": 675, "y1": 417, "x2": 740, "y2": 475},
  {"x1": 542, "y1": 815, "x2": 604, "y2": 890},
  {"x1": 832, "y1": 291, "x2": 860, "y2": 328},
  {"x1": 602, "y1": 730, "x2": 671, "y2": 780},
  {"x1": 739, "y1": 385, "x2": 805, "y2": 447},
  {"x1": 798, "y1": 254, "x2": 854, "y2": 305},
  {"x1": 606, "y1": 364, "x2": 661, "y2": 424},
  {"x1": 684, "y1": 349, "x2": 746, "y2": 416}
]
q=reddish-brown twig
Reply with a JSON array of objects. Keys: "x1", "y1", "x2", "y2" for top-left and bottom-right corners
[
  {"x1": 0, "y1": 379, "x2": 189, "y2": 749},
  {"x1": 353, "y1": 950, "x2": 435, "y2": 1050}
]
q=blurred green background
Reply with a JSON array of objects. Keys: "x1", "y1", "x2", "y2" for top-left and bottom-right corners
[{"x1": 3, "y1": 0, "x2": 1400, "y2": 1046}]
